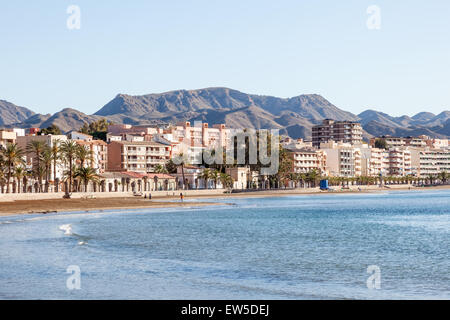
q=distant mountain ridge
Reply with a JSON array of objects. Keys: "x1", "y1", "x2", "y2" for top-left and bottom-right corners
[
  {"x1": 0, "y1": 100, "x2": 35, "y2": 126},
  {"x1": 1, "y1": 88, "x2": 449, "y2": 140}
]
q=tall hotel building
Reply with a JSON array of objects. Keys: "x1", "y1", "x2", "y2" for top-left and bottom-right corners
[{"x1": 312, "y1": 120, "x2": 363, "y2": 148}]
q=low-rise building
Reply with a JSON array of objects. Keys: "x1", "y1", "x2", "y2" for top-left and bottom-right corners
[
  {"x1": 287, "y1": 148, "x2": 327, "y2": 175},
  {"x1": 0, "y1": 129, "x2": 17, "y2": 148},
  {"x1": 107, "y1": 140, "x2": 171, "y2": 173}
]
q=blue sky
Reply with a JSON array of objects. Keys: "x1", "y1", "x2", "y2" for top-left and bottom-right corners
[{"x1": 1, "y1": 0, "x2": 449, "y2": 116}]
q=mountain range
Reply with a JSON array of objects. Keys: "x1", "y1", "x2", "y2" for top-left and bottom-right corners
[{"x1": 1, "y1": 87, "x2": 449, "y2": 140}]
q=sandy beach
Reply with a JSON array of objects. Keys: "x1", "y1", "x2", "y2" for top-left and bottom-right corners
[
  {"x1": 0, "y1": 197, "x2": 223, "y2": 217},
  {"x1": 0, "y1": 184, "x2": 448, "y2": 217}
]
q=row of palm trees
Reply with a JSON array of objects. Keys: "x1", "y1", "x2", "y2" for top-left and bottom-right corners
[
  {"x1": 199, "y1": 168, "x2": 234, "y2": 189},
  {"x1": 0, "y1": 140, "x2": 100, "y2": 194},
  {"x1": 285, "y1": 170, "x2": 449, "y2": 188}
]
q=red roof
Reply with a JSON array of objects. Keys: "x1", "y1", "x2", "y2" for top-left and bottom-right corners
[{"x1": 120, "y1": 172, "x2": 175, "y2": 179}]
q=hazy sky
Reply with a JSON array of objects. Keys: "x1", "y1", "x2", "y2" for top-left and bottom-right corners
[{"x1": 1, "y1": 0, "x2": 449, "y2": 116}]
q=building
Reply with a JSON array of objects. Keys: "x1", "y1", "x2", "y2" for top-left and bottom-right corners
[
  {"x1": 386, "y1": 148, "x2": 412, "y2": 176},
  {"x1": 287, "y1": 148, "x2": 327, "y2": 175},
  {"x1": 67, "y1": 131, "x2": 93, "y2": 141},
  {"x1": 162, "y1": 121, "x2": 230, "y2": 164},
  {"x1": 226, "y1": 167, "x2": 250, "y2": 190},
  {"x1": 359, "y1": 147, "x2": 389, "y2": 177},
  {"x1": 100, "y1": 172, "x2": 177, "y2": 192},
  {"x1": 413, "y1": 148, "x2": 450, "y2": 177},
  {"x1": 75, "y1": 140, "x2": 108, "y2": 173},
  {"x1": 174, "y1": 165, "x2": 208, "y2": 189},
  {"x1": 107, "y1": 141, "x2": 171, "y2": 173},
  {"x1": 370, "y1": 135, "x2": 430, "y2": 149},
  {"x1": 282, "y1": 138, "x2": 313, "y2": 150},
  {"x1": 16, "y1": 134, "x2": 68, "y2": 180},
  {"x1": 320, "y1": 141, "x2": 362, "y2": 177},
  {"x1": 312, "y1": 120, "x2": 363, "y2": 148},
  {"x1": 0, "y1": 129, "x2": 17, "y2": 148}
]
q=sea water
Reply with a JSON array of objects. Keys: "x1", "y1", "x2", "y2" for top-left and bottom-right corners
[{"x1": 0, "y1": 190, "x2": 449, "y2": 299}]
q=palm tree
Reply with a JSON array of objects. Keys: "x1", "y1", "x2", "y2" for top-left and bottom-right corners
[
  {"x1": 14, "y1": 166, "x2": 26, "y2": 194},
  {"x1": 74, "y1": 167, "x2": 100, "y2": 192},
  {"x1": 438, "y1": 171, "x2": 448, "y2": 185},
  {"x1": 154, "y1": 164, "x2": 168, "y2": 174},
  {"x1": 76, "y1": 144, "x2": 91, "y2": 168},
  {"x1": 306, "y1": 169, "x2": 319, "y2": 188},
  {"x1": 1, "y1": 143, "x2": 25, "y2": 193},
  {"x1": 50, "y1": 140, "x2": 62, "y2": 191},
  {"x1": 41, "y1": 146, "x2": 53, "y2": 192},
  {"x1": 200, "y1": 168, "x2": 212, "y2": 189},
  {"x1": 219, "y1": 173, "x2": 234, "y2": 191},
  {"x1": 27, "y1": 140, "x2": 46, "y2": 192},
  {"x1": 211, "y1": 170, "x2": 220, "y2": 189},
  {"x1": 60, "y1": 140, "x2": 79, "y2": 193},
  {"x1": 173, "y1": 153, "x2": 188, "y2": 190}
]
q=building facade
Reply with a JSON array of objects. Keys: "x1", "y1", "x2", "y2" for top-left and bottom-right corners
[
  {"x1": 107, "y1": 141, "x2": 171, "y2": 173},
  {"x1": 312, "y1": 120, "x2": 363, "y2": 148}
]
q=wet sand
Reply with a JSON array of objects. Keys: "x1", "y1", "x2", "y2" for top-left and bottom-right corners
[{"x1": 0, "y1": 197, "x2": 222, "y2": 217}]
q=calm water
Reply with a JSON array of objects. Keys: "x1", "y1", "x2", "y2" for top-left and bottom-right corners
[{"x1": 0, "y1": 190, "x2": 449, "y2": 299}]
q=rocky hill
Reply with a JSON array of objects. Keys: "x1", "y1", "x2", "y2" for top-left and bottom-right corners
[{"x1": 2, "y1": 88, "x2": 449, "y2": 140}]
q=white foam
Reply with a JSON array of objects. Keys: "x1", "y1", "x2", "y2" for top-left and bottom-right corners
[{"x1": 58, "y1": 224, "x2": 73, "y2": 235}]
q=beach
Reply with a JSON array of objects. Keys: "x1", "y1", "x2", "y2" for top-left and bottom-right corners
[
  {"x1": 0, "y1": 197, "x2": 222, "y2": 216},
  {"x1": 0, "y1": 184, "x2": 449, "y2": 217}
]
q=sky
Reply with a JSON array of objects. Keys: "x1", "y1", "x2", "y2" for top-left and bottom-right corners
[{"x1": 1, "y1": 0, "x2": 449, "y2": 117}]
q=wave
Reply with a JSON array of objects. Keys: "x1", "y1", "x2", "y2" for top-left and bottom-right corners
[{"x1": 58, "y1": 224, "x2": 73, "y2": 235}]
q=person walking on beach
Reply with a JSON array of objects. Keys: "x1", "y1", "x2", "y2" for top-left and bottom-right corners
[{"x1": 180, "y1": 192, "x2": 184, "y2": 202}]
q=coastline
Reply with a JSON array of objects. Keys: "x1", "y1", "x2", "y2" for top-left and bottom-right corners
[{"x1": 0, "y1": 184, "x2": 449, "y2": 217}]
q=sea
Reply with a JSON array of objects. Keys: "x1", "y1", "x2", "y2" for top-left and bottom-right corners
[{"x1": 0, "y1": 189, "x2": 449, "y2": 299}]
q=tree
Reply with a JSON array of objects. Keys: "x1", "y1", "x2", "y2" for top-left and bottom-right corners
[
  {"x1": 306, "y1": 169, "x2": 320, "y2": 188},
  {"x1": 60, "y1": 140, "x2": 79, "y2": 194},
  {"x1": 200, "y1": 168, "x2": 212, "y2": 189},
  {"x1": 219, "y1": 173, "x2": 234, "y2": 191},
  {"x1": 438, "y1": 171, "x2": 448, "y2": 184},
  {"x1": 50, "y1": 140, "x2": 62, "y2": 191},
  {"x1": 41, "y1": 146, "x2": 53, "y2": 192},
  {"x1": 154, "y1": 164, "x2": 168, "y2": 174},
  {"x1": 173, "y1": 153, "x2": 188, "y2": 189},
  {"x1": 76, "y1": 144, "x2": 92, "y2": 168},
  {"x1": 211, "y1": 170, "x2": 220, "y2": 189},
  {"x1": 13, "y1": 166, "x2": 26, "y2": 194},
  {"x1": 374, "y1": 138, "x2": 388, "y2": 150},
  {"x1": 165, "y1": 159, "x2": 178, "y2": 174},
  {"x1": 74, "y1": 167, "x2": 100, "y2": 192},
  {"x1": 39, "y1": 124, "x2": 62, "y2": 136},
  {"x1": 27, "y1": 140, "x2": 47, "y2": 192},
  {"x1": 79, "y1": 119, "x2": 112, "y2": 141},
  {"x1": 1, "y1": 143, "x2": 25, "y2": 193}
]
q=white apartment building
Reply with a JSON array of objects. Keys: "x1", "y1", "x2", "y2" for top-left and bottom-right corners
[
  {"x1": 288, "y1": 148, "x2": 327, "y2": 175},
  {"x1": 107, "y1": 141, "x2": 171, "y2": 173},
  {"x1": 414, "y1": 148, "x2": 450, "y2": 177},
  {"x1": 16, "y1": 134, "x2": 68, "y2": 180},
  {"x1": 387, "y1": 148, "x2": 412, "y2": 176},
  {"x1": 320, "y1": 141, "x2": 362, "y2": 177},
  {"x1": 0, "y1": 130, "x2": 17, "y2": 148}
]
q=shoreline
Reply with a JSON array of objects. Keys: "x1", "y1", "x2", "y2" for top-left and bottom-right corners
[{"x1": 0, "y1": 184, "x2": 449, "y2": 217}]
